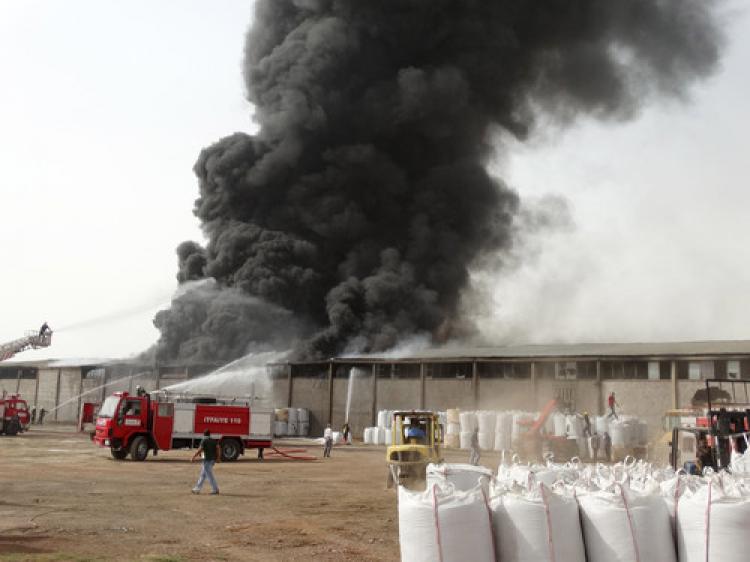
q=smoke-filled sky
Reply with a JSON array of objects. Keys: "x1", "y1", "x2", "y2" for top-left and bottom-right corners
[{"x1": 1, "y1": 1, "x2": 748, "y2": 361}]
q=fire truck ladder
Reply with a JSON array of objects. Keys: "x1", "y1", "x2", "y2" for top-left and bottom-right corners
[{"x1": 0, "y1": 331, "x2": 52, "y2": 362}]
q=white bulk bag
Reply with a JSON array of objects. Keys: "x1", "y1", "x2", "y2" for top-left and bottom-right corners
[
  {"x1": 595, "y1": 415, "x2": 609, "y2": 435},
  {"x1": 459, "y1": 431, "x2": 473, "y2": 450},
  {"x1": 566, "y1": 415, "x2": 581, "y2": 439},
  {"x1": 730, "y1": 446, "x2": 750, "y2": 474},
  {"x1": 447, "y1": 408, "x2": 460, "y2": 425},
  {"x1": 553, "y1": 413, "x2": 567, "y2": 437},
  {"x1": 490, "y1": 483, "x2": 586, "y2": 562},
  {"x1": 377, "y1": 410, "x2": 389, "y2": 429},
  {"x1": 676, "y1": 477, "x2": 750, "y2": 562},
  {"x1": 426, "y1": 463, "x2": 493, "y2": 495},
  {"x1": 459, "y1": 411, "x2": 478, "y2": 432},
  {"x1": 478, "y1": 432, "x2": 494, "y2": 451},
  {"x1": 297, "y1": 421, "x2": 309, "y2": 436},
  {"x1": 297, "y1": 407, "x2": 309, "y2": 422},
  {"x1": 398, "y1": 484, "x2": 495, "y2": 562},
  {"x1": 446, "y1": 422, "x2": 461, "y2": 436},
  {"x1": 273, "y1": 420, "x2": 287, "y2": 436},
  {"x1": 578, "y1": 485, "x2": 676, "y2": 562},
  {"x1": 384, "y1": 428, "x2": 392, "y2": 445},
  {"x1": 477, "y1": 411, "x2": 496, "y2": 434},
  {"x1": 287, "y1": 407, "x2": 298, "y2": 425},
  {"x1": 495, "y1": 413, "x2": 512, "y2": 451}
]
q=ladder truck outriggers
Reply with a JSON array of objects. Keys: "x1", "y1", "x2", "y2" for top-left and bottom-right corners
[{"x1": 92, "y1": 390, "x2": 273, "y2": 462}]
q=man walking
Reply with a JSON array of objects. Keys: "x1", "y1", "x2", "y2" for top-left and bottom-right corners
[
  {"x1": 323, "y1": 423, "x2": 333, "y2": 458},
  {"x1": 469, "y1": 427, "x2": 480, "y2": 466},
  {"x1": 191, "y1": 429, "x2": 221, "y2": 495},
  {"x1": 607, "y1": 392, "x2": 619, "y2": 420}
]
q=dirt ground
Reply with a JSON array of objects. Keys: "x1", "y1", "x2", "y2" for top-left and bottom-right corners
[{"x1": 0, "y1": 425, "x2": 481, "y2": 562}]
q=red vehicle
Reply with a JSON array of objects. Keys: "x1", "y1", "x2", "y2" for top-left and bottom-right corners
[
  {"x1": 0, "y1": 394, "x2": 30, "y2": 436},
  {"x1": 92, "y1": 392, "x2": 273, "y2": 461}
]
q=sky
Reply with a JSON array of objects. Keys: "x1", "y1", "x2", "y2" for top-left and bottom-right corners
[{"x1": 1, "y1": 1, "x2": 748, "y2": 361}]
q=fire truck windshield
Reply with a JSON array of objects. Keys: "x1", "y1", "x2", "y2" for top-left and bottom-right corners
[{"x1": 98, "y1": 396, "x2": 121, "y2": 419}]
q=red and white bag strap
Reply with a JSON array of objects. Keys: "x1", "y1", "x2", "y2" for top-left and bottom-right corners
[
  {"x1": 539, "y1": 483, "x2": 557, "y2": 562},
  {"x1": 619, "y1": 484, "x2": 641, "y2": 562},
  {"x1": 431, "y1": 484, "x2": 444, "y2": 562}
]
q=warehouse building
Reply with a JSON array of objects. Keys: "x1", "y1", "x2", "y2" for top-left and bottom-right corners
[{"x1": 3, "y1": 340, "x2": 750, "y2": 443}]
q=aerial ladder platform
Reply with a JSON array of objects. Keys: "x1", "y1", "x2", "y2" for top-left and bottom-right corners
[{"x1": 0, "y1": 330, "x2": 52, "y2": 362}]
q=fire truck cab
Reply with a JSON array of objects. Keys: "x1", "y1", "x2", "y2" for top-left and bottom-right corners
[
  {"x1": 93, "y1": 392, "x2": 273, "y2": 462},
  {"x1": 0, "y1": 394, "x2": 30, "y2": 436}
]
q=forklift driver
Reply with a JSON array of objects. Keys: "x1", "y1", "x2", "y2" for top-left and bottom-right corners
[{"x1": 405, "y1": 418, "x2": 426, "y2": 444}]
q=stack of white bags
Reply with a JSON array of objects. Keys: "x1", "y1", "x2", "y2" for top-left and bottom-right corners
[
  {"x1": 399, "y1": 458, "x2": 750, "y2": 562},
  {"x1": 446, "y1": 409, "x2": 649, "y2": 453}
]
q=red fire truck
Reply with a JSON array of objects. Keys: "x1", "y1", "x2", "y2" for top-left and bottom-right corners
[
  {"x1": 0, "y1": 393, "x2": 30, "y2": 436},
  {"x1": 92, "y1": 391, "x2": 273, "y2": 461}
]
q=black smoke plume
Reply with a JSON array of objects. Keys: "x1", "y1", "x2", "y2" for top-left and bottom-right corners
[{"x1": 155, "y1": 0, "x2": 724, "y2": 363}]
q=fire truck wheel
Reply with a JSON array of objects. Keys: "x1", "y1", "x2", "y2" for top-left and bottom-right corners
[
  {"x1": 130, "y1": 436, "x2": 149, "y2": 461},
  {"x1": 110, "y1": 448, "x2": 128, "y2": 460},
  {"x1": 5, "y1": 418, "x2": 20, "y2": 436},
  {"x1": 220, "y1": 439, "x2": 241, "y2": 462}
]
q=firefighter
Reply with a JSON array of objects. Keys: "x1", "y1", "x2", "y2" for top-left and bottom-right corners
[
  {"x1": 590, "y1": 432, "x2": 601, "y2": 461},
  {"x1": 30, "y1": 407, "x2": 37, "y2": 424},
  {"x1": 323, "y1": 424, "x2": 333, "y2": 458},
  {"x1": 39, "y1": 322, "x2": 51, "y2": 337},
  {"x1": 469, "y1": 428, "x2": 480, "y2": 466},
  {"x1": 607, "y1": 392, "x2": 619, "y2": 420},
  {"x1": 191, "y1": 429, "x2": 221, "y2": 495},
  {"x1": 38, "y1": 408, "x2": 46, "y2": 425},
  {"x1": 342, "y1": 422, "x2": 351, "y2": 444},
  {"x1": 583, "y1": 411, "x2": 592, "y2": 437},
  {"x1": 135, "y1": 385, "x2": 146, "y2": 397},
  {"x1": 602, "y1": 431, "x2": 612, "y2": 462}
]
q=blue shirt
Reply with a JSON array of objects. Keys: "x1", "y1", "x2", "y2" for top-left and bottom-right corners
[{"x1": 406, "y1": 427, "x2": 426, "y2": 439}]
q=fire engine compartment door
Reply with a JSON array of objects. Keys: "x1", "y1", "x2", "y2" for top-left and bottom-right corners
[{"x1": 152, "y1": 402, "x2": 174, "y2": 450}]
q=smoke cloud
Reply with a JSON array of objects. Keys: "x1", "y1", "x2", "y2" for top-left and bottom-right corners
[{"x1": 156, "y1": 0, "x2": 724, "y2": 362}]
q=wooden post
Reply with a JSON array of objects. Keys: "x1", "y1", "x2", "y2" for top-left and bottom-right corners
[
  {"x1": 327, "y1": 361, "x2": 335, "y2": 424},
  {"x1": 33, "y1": 368, "x2": 40, "y2": 407},
  {"x1": 287, "y1": 363, "x2": 293, "y2": 408},
  {"x1": 76, "y1": 369, "x2": 85, "y2": 427},
  {"x1": 671, "y1": 360, "x2": 678, "y2": 409},
  {"x1": 530, "y1": 362, "x2": 538, "y2": 410},
  {"x1": 101, "y1": 368, "x2": 110, "y2": 404},
  {"x1": 419, "y1": 363, "x2": 426, "y2": 410},
  {"x1": 596, "y1": 360, "x2": 603, "y2": 415},
  {"x1": 472, "y1": 361, "x2": 479, "y2": 409},
  {"x1": 371, "y1": 364, "x2": 378, "y2": 426},
  {"x1": 54, "y1": 368, "x2": 62, "y2": 421}
]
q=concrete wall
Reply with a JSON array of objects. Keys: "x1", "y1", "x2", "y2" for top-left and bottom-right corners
[
  {"x1": 477, "y1": 379, "x2": 535, "y2": 411},
  {"x1": 290, "y1": 376, "x2": 329, "y2": 437},
  {"x1": 602, "y1": 380, "x2": 673, "y2": 440},
  {"x1": 425, "y1": 379, "x2": 475, "y2": 411},
  {"x1": 376, "y1": 378, "x2": 420, "y2": 412},
  {"x1": 332, "y1": 374, "x2": 374, "y2": 438}
]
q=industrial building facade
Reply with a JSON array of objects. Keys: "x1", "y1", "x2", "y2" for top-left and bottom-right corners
[{"x1": 3, "y1": 340, "x2": 750, "y2": 442}]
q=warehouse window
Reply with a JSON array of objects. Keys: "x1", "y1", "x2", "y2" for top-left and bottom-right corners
[
  {"x1": 555, "y1": 362, "x2": 577, "y2": 380},
  {"x1": 727, "y1": 360, "x2": 740, "y2": 380},
  {"x1": 688, "y1": 362, "x2": 701, "y2": 381},
  {"x1": 648, "y1": 362, "x2": 660, "y2": 381}
]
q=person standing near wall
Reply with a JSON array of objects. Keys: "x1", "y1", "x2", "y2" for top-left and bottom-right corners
[
  {"x1": 191, "y1": 429, "x2": 221, "y2": 495},
  {"x1": 602, "y1": 431, "x2": 612, "y2": 462},
  {"x1": 38, "y1": 408, "x2": 46, "y2": 425},
  {"x1": 469, "y1": 428, "x2": 480, "y2": 466},
  {"x1": 30, "y1": 407, "x2": 37, "y2": 424},
  {"x1": 607, "y1": 392, "x2": 619, "y2": 420},
  {"x1": 323, "y1": 423, "x2": 333, "y2": 458}
]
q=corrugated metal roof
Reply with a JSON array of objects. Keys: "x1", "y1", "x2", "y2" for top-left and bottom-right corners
[{"x1": 337, "y1": 340, "x2": 750, "y2": 362}]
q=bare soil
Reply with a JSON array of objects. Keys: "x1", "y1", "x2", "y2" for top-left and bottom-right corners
[{"x1": 0, "y1": 425, "x2": 478, "y2": 561}]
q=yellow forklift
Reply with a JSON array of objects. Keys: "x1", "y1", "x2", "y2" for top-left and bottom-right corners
[{"x1": 386, "y1": 410, "x2": 443, "y2": 489}]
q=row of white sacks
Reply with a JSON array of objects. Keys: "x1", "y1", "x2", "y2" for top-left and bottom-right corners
[
  {"x1": 446, "y1": 409, "x2": 648, "y2": 451},
  {"x1": 400, "y1": 455, "x2": 750, "y2": 562},
  {"x1": 364, "y1": 426, "x2": 392, "y2": 445},
  {"x1": 272, "y1": 407, "x2": 310, "y2": 436},
  {"x1": 376, "y1": 409, "x2": 448, "y2": 431}
]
